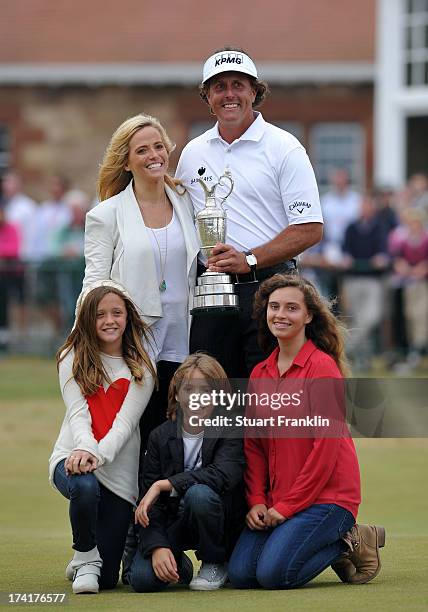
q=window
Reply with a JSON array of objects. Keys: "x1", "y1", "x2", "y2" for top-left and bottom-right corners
[
  {"x1": 404, "y1": 0, "x2": 428, "y2": 86},
  {"x1": 309, "y1": 123, "x2": 365, "y2": 193}
]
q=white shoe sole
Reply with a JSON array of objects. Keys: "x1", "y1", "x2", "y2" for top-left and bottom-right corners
[
  {"x1": 189, "y1": 580, "x2": 227, "y2": 591},
  {"x1": 73, "y1": 580, "x2": 99, "y2": 594}
]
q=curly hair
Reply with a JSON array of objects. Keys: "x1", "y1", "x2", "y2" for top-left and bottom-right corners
[
  {"x1": 97, "y1": 114, "x2": 182, "y2": 201},
  {"x1": 199, "y1": 46, "x2": 270, "y2": 108},
  {"x1": 166, "y1": 352, "x2": 231, "y2": 420},
  {"x1": 253, "y1": 274, "x2": 350, "y2": 376},
  {"x1": 56, "y1": 285, "x2": 157, "y2": 396}
]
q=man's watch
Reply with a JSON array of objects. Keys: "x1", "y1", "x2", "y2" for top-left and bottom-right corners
[{"x1": 244, "y1": 250, "x2": 258, "y2": 272}]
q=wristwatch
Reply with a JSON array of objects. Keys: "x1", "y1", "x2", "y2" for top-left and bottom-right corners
[{"x1": 244, "y1": 250, "x2": 258, "y2": 272}]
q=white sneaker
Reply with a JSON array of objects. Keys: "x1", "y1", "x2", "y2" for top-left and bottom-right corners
[
  {"x1": 65, "y1": 560, "x2": 73, "y2": 581},
  {"x1": 67, "y1": 547, "x2": 103, "y2": 594},
  {"x1": 189, "y1": 562, "x2": 228, "y2": 591}
]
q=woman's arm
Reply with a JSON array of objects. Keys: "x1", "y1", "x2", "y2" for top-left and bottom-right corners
[
  {"x1": 59, "y1": 354, "x2": 100, "y2": 459},
  {"x1": 79, "y1": 209, "x2": 116, "y2": 297},
  {"x1": 244, "y1": 436, "x2": 269, "y2": 508}
]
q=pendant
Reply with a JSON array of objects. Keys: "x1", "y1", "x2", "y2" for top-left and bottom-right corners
[{"x1": 159, "y1": 279, "x2": 167, "y2": 292}]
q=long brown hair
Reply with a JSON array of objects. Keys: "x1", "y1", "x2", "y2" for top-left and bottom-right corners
[
  {"x1": 167, "y1": 352, "x2": 231, "y2": 420},
  {"x1": 97, "y1": 114, "x2": 182, "y2": 201},
  {"x1": 253, "y1": 274, "x2": 350, "y2": 376},
  {"x1": 56, "y1": 286, "x2": 156, "y2": 396}
]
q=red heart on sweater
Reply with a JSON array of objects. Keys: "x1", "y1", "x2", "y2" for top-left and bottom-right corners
[{"x1": 86, "y1": 378, "x2": 130, "y2": 442}]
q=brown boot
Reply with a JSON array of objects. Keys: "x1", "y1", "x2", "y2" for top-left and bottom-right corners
[
  {"x1": 337, "y1": 524, "x2": 385, "y2": 584},
  {"x1": 331, "y1": 557, "x2": 356, "y2": 582}
]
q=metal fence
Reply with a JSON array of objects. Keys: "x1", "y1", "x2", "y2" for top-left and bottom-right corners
[{"x1": 0, "y1": 258, "x2": 84, "y2": 355}]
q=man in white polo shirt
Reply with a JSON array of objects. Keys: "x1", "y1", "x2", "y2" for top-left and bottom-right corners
[{"x1": 176, "y1": 46, "x2": 323, "y2": 377}]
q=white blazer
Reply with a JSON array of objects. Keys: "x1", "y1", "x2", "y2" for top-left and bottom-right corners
[{"x1": 82, "y1": 181, "x2": 200, "y2": 328}]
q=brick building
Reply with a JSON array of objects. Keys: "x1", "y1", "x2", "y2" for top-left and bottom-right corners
[{"x1": 1, "y1": 0, "x2": 425, "y2": 199}]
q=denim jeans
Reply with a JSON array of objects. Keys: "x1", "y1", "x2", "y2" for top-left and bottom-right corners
[
  {"x1": 54, "y1": 459, "x2": 133, "y2": 589},
  {"x1": 228, "y1": 503, "x2": 355, "y2": 589},
  {"x1": 130, "y1": 484, "x2": 225, "y2": 592}
]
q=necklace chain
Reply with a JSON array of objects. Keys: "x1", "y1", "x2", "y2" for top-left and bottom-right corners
[{"x1": 138, "y1": 192, "x2": 169, "y2": 292}]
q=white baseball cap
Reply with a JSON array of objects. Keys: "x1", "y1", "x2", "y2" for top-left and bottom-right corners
[{"x1": 202, "y1": 50, "x2": 258, "y2": 84}]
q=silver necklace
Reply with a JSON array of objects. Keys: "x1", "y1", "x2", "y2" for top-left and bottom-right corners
[{"x1": 149, "y1": 194, "x2": 168, "y2": 292}]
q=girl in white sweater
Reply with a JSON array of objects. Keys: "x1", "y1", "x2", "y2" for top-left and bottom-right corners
[{"x1": 49, "y1": 280, "x2": 156, "y2": 594}]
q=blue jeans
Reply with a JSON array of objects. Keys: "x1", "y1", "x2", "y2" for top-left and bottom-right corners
[
  {"x1": 130, "y1": 484, "x2": 225, "y2": 592},
  {"x1": 228, "y1": 503, "x2": 355, "y2": 589},
  {"x1": 54, "y1": 460, "x2": 133, "y2": 589}
]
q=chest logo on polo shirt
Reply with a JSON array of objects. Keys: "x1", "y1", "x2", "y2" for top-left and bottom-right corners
[
  {"x1": 289, "y1": 201, "x2": 312, "y2": 214},
  {"x1": 191, "y1": 167, "x2": 213, "y2": 185}
]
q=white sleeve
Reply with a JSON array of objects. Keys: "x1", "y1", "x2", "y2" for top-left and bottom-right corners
[
  {"x1": 98, "y1": 371, "x2": 155, "y2": 464},
  {"x1": 279, "y1": 147, "x2": 323, "y2": 225},
  {"x1": 58, "y1": 354, "x2": 100, "y2": 460},
  {"x1": 82, "y1": 210, "x2": 114, "y2": 293}
]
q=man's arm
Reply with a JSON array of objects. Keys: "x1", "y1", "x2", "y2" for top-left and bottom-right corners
[{"x1": 208, "y1": 222, "x2": 323, "y2": 275}]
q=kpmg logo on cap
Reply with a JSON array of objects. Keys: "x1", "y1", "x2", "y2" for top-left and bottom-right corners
[{"x1": 214, "y1": 52, "x2": 244, "y2": 67}]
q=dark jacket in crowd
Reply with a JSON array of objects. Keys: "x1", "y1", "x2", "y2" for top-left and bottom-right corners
[
  {"x1": 138, "y1": 415, "x2": 246, "y2": 559},
  {"x1": 343, "y1": 215, "x2": 389, "y2": 274}
]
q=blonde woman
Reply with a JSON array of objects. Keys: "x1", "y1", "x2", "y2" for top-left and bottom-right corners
[{"x1": 82, "y1": 114, "x2": 200, "y2": 444}]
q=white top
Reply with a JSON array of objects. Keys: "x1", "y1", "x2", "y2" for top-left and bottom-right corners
[
  {"x1": 182, "y1": 428, "x2": 204, "y2": 471},
  {"x1": 4, "y1": 192, "x2": 37, "y2": 259},
  {"x1": 176, "y1": 112, "x2": 323, "y2": 252},
  {"x1": 147, "y1": 210, "x2": 189, "y2": 363},
  {"x1": 29, "y1": 200, "x2": 72, "y2": 261},
  {"x1": 321, "y1": 188, "x2": 362, "y2": 247},
  {"x1": 49, "y1": 350, "x2": 154, "y2": 505},
  {"x1": 81, "y1": 181, "x2": 199, "y2": 329}
]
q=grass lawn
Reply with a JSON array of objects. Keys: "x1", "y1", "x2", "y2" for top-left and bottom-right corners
[{"x1": 1, "y1": 357, "x2": 427, "y2": 611}]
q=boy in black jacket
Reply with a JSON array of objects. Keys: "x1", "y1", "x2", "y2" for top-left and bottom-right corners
[{"x1": 129, "y1": 353, "x2": 246, "y2": 592}]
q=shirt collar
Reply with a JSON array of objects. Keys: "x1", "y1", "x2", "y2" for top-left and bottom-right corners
[
  {"x1": 206, "y1": 111, "x2": 266, "y2": 144},
  {"x1": 261, "y1": 339, "x2": 318, "y2": 376}
]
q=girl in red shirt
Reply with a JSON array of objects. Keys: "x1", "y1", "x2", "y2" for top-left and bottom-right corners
[{"x1": 228, "y1": 274, "x2": 385, "y2": 589}]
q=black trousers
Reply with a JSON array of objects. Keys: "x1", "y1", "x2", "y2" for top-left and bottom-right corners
[
  {"x1": 190, "y1": 262, "x2": 297, "y2": 378},
  {"x1": 190, "y1": 282, "x2": 264, "y2": 378},
  {"x1": 139, "y1": 360, "x2": 181, "y2": 454},
  {"x1": 130, "y1": 484, "x2": 226, "y2": 592}
]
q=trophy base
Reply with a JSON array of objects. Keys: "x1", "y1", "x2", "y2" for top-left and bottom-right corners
[{"x1": 191, "y1": 271, "x2": 239, "y2": 316}]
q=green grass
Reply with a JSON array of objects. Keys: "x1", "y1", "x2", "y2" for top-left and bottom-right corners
[{"x1": 1, "y1": 358, "x2": 427, "y2": 611}]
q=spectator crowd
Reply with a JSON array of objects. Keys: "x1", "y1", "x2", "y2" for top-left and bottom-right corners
[
  {"x1": 1, "y1": 167, "x2": 427, "y2": 372},
  {"x1": 301, "y1": 169, "x2": 428, "y2": 372},
  {"x1": 0, "y1": 171, "x2": 90, "y2": 350}
]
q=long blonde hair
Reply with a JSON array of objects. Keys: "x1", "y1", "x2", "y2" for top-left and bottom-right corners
[
  {"x1": 97, "y1": 114, "x2": 181, "y2": 201},
  {"x1": 56, "y1": 285, "x2": 156, "y2": 396},
  {"x1": 253, "y1": 275, "x2": 350, "y2": 376}
]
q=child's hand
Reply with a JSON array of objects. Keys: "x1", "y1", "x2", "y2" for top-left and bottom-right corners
[
  {"x1": 152, "y1": 547, "x2": 179, "y2": 583},
  {"x1": 246, "y1": 504, "x2": 268, "y2": 530},
  {"x1": 65, "y1": 450, "x2": 98, "y2": 475},
  {"x1": 135, "y1": 480, "x2": 172, "y2": 527},
  {"x1": 265, "y1": 507, "x2": 286, "y2": 528}
]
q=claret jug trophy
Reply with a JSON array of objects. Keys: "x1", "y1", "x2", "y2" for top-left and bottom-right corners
[{"x1": 191, "y1": 171, "x2": 239, "y2": 315}]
